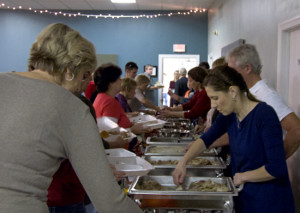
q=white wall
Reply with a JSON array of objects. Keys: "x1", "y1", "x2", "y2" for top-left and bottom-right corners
[{"x1": 207, "y1": 0, "x2": 300, "y2": 89}]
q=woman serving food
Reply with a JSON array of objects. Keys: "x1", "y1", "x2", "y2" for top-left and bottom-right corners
[{"x1": 172, "y1": 66, "x2": 295, "y2": 213}]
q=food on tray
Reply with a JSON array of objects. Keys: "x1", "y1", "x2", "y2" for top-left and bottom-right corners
[
  {"x1": 100, "y1": 130, "x2": 131, "y2": 139},
  {"x1": 135, "y1": 178, "x2": 229, "y2": 192},
  {"x1": 100, "y1": 130, "x2": 110, "y2": 138},
  {"x1": 135, "y1": 179, "x2": 171, "y2": 191},
  {"x1": 189, "y1": 179, "x2": 229, "y2": 192},
  {"x1": 149, "y1": 158, "x2": 218, "y2": 166}
]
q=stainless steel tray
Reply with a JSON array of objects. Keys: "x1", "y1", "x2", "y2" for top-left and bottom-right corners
[
  {"x1": 144, "y1": 144, "x2": 218, "y2": 156},
  {"x1": 163, "y1": 121, "x2": 194, "y2": 130},
  {"x1": 157, "y1": 128, "x2": 193, "y2": 138},
  {"x1": 144, "y1": 156, "x2": 226, "y2": 169},
  {"x1": 146, "y1": 136, "x2": 194, "y2": 145},
  {"x1": 128, "y1": 175, "x2": 238, "y2": 200}
]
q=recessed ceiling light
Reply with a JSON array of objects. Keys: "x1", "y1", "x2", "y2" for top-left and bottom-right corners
[{"x1": 111, "y1": 0, "x2": 136, "y2": 3}]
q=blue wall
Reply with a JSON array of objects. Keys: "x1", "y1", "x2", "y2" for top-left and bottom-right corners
[{"x1": 0, "y1": 9, "x2": 208, "y2": 79}]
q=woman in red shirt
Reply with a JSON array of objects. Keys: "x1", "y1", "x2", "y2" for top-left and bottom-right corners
[
  {"x1": 161, "y1": 66, "x2": 210, "y2": 121},
  {"x1": 93, "y1": 64, "x2": 148, "y2": 148}
]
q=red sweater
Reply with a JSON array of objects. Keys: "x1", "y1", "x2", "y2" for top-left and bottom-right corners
[
  {"x1": 182, "y1": 89, "x2": 210, "y2": 120},
  {"x1": 47, "y1": 160, "x2": 85, "y2": 206},
  {"x1": 84, "y1": 81, "x2": 96, "y2": 99}
]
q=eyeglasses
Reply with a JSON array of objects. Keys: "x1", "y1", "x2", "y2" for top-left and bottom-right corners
[{"x1": 82, "y1": 71, "x2": 92, "y2": 82}]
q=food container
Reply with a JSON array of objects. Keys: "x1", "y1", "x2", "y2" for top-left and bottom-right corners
[
  {"x1": 146, "y1": 136, "x2": 194, "y2": 145},
  {"x1": 127, "y1": 176, "x2": 237, "y2": 212},
  {"x1": 105, "y1": 149, "x2": 154, "y2": 176},
  {"x1": 108, "y1": 156, "x2": 154, "y2": 176},
  {"x1": 144, "y1": 144, "x2": 218, "y2": 156},
  {"x1": 130, "y1": 114, "x2": 166, "y2": 129},
  {"x1": 128, "y1": 176, "x2": 238, "y2": 199},
  {"x1": 157, "y1": 128, "x2": 193, "y2": 138},
  {"x1": 144, "y1": 156, "x2": 226, "y2": 170},
  {"x1": 163, "y1": 121, "x2": 194, "y2": 130}
]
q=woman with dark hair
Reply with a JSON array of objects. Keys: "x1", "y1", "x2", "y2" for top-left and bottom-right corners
[
  {"x1": 173, "y1": 66, "x2": 295, "y2": 213},
  {"x1": 93, "y1": 64, "x2": 148, "y2": 144},
  {"x1": 161, "y1": 66, "x2": 211, "y2": 121}
]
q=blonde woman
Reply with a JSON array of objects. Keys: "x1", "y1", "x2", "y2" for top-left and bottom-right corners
[
  {"x1": 0, "y1": 23, "x2": 142, "y2": 213},
  {"x1": 129, "y1": 74, "x2": 160, "y2": 112}
]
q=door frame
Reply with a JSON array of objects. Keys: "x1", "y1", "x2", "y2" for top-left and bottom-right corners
[
  {"x1": 277, "y1": 16, "x2": 300, "y2": 104},
  {"x1": 158, "y1": 54, "x2": 200, "y2": 107}
]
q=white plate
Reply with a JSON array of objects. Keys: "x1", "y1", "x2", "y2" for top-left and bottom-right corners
[
  {"x1": 97, "y1": 117, "x2": 119, "y2": 131},
  {"x1": 129, "y1": 114, "x2": 166, "y2": 129},
  {"x1": 107, "y1": 155, "x2": 154, "y2": 177},
  {"x1": 104, "y1": 128, "x2": 136, "y2": 143}
]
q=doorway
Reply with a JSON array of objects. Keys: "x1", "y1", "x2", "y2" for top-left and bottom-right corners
[
  {"x1": 158, "y1": 54, "x2": 200, "y2": 107},
  {"x1": 277, "y1": 16, "x2": 300, "y2": 213}
]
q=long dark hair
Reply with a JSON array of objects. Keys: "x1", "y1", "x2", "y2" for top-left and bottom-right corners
[{"x1": 203, "y1": 65, "x2": 259, "y2": 102}]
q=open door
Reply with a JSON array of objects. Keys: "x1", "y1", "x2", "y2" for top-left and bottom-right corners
[{"x1": 158, "y1": 54, "x2": 200, "y2": 107}]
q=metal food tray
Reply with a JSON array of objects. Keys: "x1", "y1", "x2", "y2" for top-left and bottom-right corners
[
  {"x1": 128, "y1": 175, "x2": 238, "y2": 200},
  {"x1": 144, "y1": 156, "x2": 226, "y2": 169},
  {"x1": 144, "y1": 144, "x2": 218, "y2": 156},
  {"x1": 163, "y1": 121, "x2": 194, "y2": 130},
  {"x1": 146, "y1": 136, "x2": 194, "y2": 145},
  {"x1": 157, "y1": 128, "x2": 193, "y2": 138}
]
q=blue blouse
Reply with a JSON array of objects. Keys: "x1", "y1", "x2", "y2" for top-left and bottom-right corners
[{"x1": 201, "y1": 102, "x2": 294, "y2": 213}]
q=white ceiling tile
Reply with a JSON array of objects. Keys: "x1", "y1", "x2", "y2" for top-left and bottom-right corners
[{"x1": 0, "y1": 0, "x2": 221, "y2": 11}]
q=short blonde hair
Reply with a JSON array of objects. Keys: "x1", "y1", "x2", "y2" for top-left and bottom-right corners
[
  {"x1": 28, "y1": 23, "x2": 96, "y2": 78},
  {"x1": 135, "y1": 74, "x2": 150, "y2": 86},
  {"x1": 212, "y1": 57, "x2": 227, "y2": 69},
  {"x1": 121, "y1": 77, "x2": 137, "y2": 91}
]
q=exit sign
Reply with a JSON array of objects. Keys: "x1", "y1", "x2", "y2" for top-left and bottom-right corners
[{"x1": 173, "y1": 44, "x2": 186, "y2": 53}]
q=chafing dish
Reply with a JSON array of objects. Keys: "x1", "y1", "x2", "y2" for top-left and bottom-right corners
[
  {"x1": 163, "y1": 121, "x2": 194, "y2": 130},
  {"x1": 128, "y1": 176, "x2": 237, "y2": 212},
  {"x1": 146, "y1": 136, "x2": 194, "y2": 145},
  {"x1": 144, "y1": 156, "x2": 226, "y2": 170},
  {"x1": 144, "y1": 144, "x2": 218, "y2": 156},
  {"x1": 157, "y1": 128, "x2": 193, "y2": 138}
]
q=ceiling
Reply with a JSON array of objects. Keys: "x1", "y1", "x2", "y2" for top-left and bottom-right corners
[{"x1": 0, "y1": 0, "x2": 218, "y2": 11}]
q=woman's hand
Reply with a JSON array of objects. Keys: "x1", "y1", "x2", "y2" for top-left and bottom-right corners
[
  {"x1": 194, "y1": 124, "x2": 205, "y2": 134},
  {"x1": 184, "y1": 142, "x2": 194, "y2": 152},
  {"x1": 233, "y1": 172, "x2": 246, "y2": 186},
  {"x1": 126, "y1": 112, "x2": 140, "y2": 118},
  {"x1": 160, "y1": 110, "x2": 173, "y2": 118},
  {"x1": 172, "y1": 161, "x2": 187, "y2": 185}
]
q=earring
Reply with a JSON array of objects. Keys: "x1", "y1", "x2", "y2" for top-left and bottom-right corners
[{"x1": 64, "y1": 73, "x2": 74, "y2": 81}]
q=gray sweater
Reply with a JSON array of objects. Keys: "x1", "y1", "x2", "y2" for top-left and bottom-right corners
[{"x1": 0, "y1": 73, "x2": 142, "y2": 213}]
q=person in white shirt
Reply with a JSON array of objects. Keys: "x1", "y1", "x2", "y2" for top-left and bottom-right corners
[{"x1": 226, "y1": 44, "x2": 300, "y2": 159}]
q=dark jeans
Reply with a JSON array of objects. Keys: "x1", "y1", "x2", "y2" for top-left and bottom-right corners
[{"x1": 48, "y1": 202, "x2": 86, "y2": 213}]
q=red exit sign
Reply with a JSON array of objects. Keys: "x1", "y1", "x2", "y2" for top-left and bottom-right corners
[{"x1": 173, "y1": 44, "x2": 186, "y2": 53}]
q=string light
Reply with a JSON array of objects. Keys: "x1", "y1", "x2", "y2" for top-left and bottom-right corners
[{"x1": 0, "y1": 2, "x2": 206, "y2": 19}]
